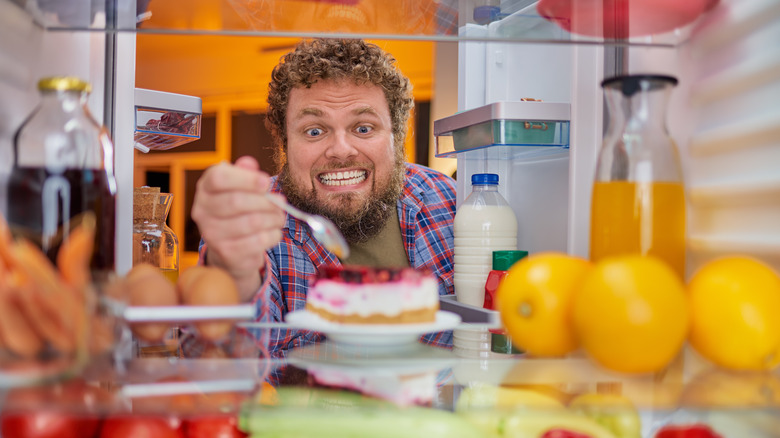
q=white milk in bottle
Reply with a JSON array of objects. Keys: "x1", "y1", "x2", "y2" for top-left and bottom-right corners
[{"x1": 453, "y1": 173, "x2": 517, "y2": 307}]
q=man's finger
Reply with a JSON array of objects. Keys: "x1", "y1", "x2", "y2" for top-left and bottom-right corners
[{"x1": 200, "y1": 162, "x2": 269, "y2": 193}]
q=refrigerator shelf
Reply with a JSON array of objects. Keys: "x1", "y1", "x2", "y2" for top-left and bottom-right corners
[
  {"x1": 434, "y1": 101, "x2": 570, "y2": 158},
  {"x1": 439, "y1": 295, "x2": 502, "y2": 327},
  {"x1": 123, "y1": 304, "x2": 256, "y2": 323}
]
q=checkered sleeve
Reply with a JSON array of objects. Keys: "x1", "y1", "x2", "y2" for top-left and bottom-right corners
[{"x1": 405, "y1": 164, "x2": 457, "y2": 349}]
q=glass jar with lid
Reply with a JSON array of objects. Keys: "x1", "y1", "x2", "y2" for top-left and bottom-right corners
[
  {"x1": 2, "y1": 76, "x2": 117, "y2": 381},
  {"x1": 7, "y1": 76, "x2": 117, "y2": 280}
]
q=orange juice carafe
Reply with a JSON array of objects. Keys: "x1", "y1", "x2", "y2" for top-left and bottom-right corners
[{"x1": 590, "y1": 75, "x2": 686, "y2": 279}]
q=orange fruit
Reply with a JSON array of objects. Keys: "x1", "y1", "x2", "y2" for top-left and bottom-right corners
[
  {"x1": 496, "y1": 252, "x2": 592, "y2": 357},
  {"x1": 687, "y1": 256, "x2": 780, "y2": 371},
  {"x1": 571, "y1": 255, "x2": 688, "y2": 374}
]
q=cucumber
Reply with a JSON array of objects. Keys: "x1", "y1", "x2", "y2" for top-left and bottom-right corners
[{"x1": 240, "y1": 387, "x2": 486, "y2": 438}]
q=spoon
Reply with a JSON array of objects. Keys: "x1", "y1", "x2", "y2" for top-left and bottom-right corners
[{"x1": 264, "y1": 193, "x2": 350, "y2": 259}]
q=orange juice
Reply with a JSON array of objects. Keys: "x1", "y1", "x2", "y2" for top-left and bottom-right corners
[{"x1": 590, "y1": 181, "x2": 686, "y2": 278}]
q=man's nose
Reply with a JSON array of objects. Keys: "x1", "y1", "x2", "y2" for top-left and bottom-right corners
[{"x1": 323, "y1": 131, "x2": 358, "y2": 160}]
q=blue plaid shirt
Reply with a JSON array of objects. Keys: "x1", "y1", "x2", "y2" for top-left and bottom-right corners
[{"x1": 201, "y1": 163, "x2": 456, "y2": 358}]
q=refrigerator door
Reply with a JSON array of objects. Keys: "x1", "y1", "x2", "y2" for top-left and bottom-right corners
[{"x1": 683, "y1": 0, "x2": 780, "y2": 274}]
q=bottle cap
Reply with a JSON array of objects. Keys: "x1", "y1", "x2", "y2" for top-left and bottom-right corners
[
  {"x1": 492, "y1": 250, "x2": 528, "y2": 271},
  {"x1": 38, "y1": 76, "x2": 91, "y2": 93},
  {"x1": 473, "y1": 6, "x2": 501, "y2": 25},
  {"x1": 600, "y1": 74, "x2": 678, "y2": 97},
  {"x1": 471, "y1": 173, "x2": 499, "y2": 186}
]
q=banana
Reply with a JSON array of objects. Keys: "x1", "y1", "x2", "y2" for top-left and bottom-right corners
[{"x1": 502, "y1": 412, "x2": 618, "y2": 438}]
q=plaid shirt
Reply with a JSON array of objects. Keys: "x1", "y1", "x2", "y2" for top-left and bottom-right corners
[{"x1": 200, "y1": 163, "x2": 456, "y2": 358}]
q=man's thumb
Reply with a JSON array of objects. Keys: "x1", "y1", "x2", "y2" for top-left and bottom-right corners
[{"x1": 234, "y1": 155, "x2": 260, "y2": 171}]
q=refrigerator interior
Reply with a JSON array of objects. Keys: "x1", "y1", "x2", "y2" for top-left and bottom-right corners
[
  {"x1": 0, "y1": 0, "x2": 137, "y2": 275},
  {"x1": 448, "y1": 0, "x2": 780, "y2": 276}
]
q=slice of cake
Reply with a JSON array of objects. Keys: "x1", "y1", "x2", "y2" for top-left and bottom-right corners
[
  {"x1": 306, "y1": 266, "x2": 439, "y2": 324},
  {"x1": 307, "y1": 366, "x2": 437, "y2": 407}
]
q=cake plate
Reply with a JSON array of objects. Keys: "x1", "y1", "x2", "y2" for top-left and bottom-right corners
[{"x1": 285, "y1": 310, "x2": 461, "y2": 347}]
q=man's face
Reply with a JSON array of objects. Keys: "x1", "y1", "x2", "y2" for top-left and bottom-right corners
[{"x1": 280, "y1": 79, "x2": 405, "y2": 242}]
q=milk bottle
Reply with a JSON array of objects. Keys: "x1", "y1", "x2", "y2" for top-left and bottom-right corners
[{"x1": 453, "y1": 173, "x2": 518, "y2": 307}]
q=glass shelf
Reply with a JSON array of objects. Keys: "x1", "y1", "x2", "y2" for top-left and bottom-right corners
[{"x1": 26, "y1": 0, "x2": 704, "y2": 48}]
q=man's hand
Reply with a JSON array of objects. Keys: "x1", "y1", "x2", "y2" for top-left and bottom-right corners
[{"x1": 191, "y1": 156, "x2": 286, "y2": 301}]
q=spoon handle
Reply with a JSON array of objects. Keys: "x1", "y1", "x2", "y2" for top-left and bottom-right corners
[{"x1": 264, "y1": 192, "x2": 312, "y2": 222}]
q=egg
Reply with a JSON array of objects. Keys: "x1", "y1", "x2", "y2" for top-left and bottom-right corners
[
  {"x1": 124, "y1": 263, "x2": 179, "y2": 342},
  {"x1": 177, "y1": 266, "x2": 240, "y2": 341}
]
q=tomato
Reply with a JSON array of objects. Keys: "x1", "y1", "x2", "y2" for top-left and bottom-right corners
[
  {"x1": 99, "y1": 416, "x2": 184, "y2": 438},
  {"x1": 185, "y1": 414, "x2": 247, "y2": 438},
  {"x1": 0, "y1": 379, "x2": 110, "y2": 438},
  {"x1": 0, "y1": 411, "x2": 100, "y2": 438},
  {"x1": 541, "y1": 429, "x2": 594, "y2": 438},
  {"x1": 655, "y1": 424, "x2": 724, "y2": 438}
]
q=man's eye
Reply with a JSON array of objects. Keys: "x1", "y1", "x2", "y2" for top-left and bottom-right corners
[
  {"x1": 356, "y1": 125, "x2": 372, "y2": 134},
  {"x1": 305, "y1": 127, "x2": 323, "y2": 137}
]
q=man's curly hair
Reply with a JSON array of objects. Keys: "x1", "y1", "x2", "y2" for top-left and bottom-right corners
[{"x1": 265, "y1": 38, "x2": 414, "y2": 170}]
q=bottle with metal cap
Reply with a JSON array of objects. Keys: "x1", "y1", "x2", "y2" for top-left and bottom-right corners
[
  {"x1": 1, "y1": 76, "x2": 118, "y2": 375},
  {"x1": 7, "y1": 76, "x2": 117, "y2": 282}
]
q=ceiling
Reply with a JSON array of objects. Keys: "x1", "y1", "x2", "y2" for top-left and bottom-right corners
[{"x1": 134, "y1": 0, "x2": 439, "y2": 105}]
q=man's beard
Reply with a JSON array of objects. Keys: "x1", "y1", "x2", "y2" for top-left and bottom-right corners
[{"x1": 279, "y1": 159, "x2": 405, "y2": 244}]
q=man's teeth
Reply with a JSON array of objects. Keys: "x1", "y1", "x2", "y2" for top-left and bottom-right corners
[{"x1": 320, "y1": 170, "x2": 367, "y2": 186}]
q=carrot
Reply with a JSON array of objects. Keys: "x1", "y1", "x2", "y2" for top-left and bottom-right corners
[
  {"x1": 57, "y1": 212, "x2": 96, "y2": 293},
  {"x1": 11, "y1": 240, "x2": 86, "y2": 353},
  {"x1": 12, "y1": 277, "x2": 77, "y2": 353},
  {"x1": 0, "y1": 214, "x2": 14, "y2": 270},
  {"x1": 0, "y1": 282, "x2": 44, "y2": 359}
]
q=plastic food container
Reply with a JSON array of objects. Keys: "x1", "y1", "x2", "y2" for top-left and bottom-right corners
[{"x1": 134, "y1": 88, "x2": 202, "y2": 152}]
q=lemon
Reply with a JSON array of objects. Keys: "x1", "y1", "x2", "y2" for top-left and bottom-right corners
[
  {"x1": 572, "y1": 255, "x2": 688, "y2": 374},
  {"x1": 496, "y1": 252, "x2": 592, "y2": 357},
  {"x1": 687, "y1": 256, "x2": 780, "y2": 371}
]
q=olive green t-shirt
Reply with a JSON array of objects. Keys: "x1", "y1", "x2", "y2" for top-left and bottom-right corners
[{"x1": 340, "y1": 209, "x2": 410, "y2": 268}]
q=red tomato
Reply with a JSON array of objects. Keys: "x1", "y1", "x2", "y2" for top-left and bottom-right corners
[
  {"x1": 99, "y1": 416, "x2": 184, "y2": 438},
  {"x1": 541, "y1": 429, "x2": 594, "y2": 438},
  {"x1": 0, "y1": 379, "x2": 109, "y2": 438},
  {"x1": 655, "y1": 424, "x2": 724, "y2": 438},
  {"x1": 185, "y1": 415, "x2": 247, "y2": 438},
  {"x1": 0, "y1": 411, "x2": 100, "y2": 438}
]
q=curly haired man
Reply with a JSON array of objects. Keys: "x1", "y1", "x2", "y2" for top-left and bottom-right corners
[{"x1": 191, "y1": 39, "x2": 455, "y2": 357}]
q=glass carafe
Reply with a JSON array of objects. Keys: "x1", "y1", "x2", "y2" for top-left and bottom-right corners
[
  {"x1": 132, "y1": 187, "x2": 179, "y2": 283},
  {"x1": 590, "y1": 74, "x2": 686, "y2": 279},
  {"x1": 158, "y1": 193, "x2": 179, "y2": 284}
]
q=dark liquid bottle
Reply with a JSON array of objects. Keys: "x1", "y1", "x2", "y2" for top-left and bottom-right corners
[
  {"x1": 6, "y1": 168, "x2": 116, "y2": 271},
  {"x1": 7, "y1": 76, "x2": 117, "y2": 281}
]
